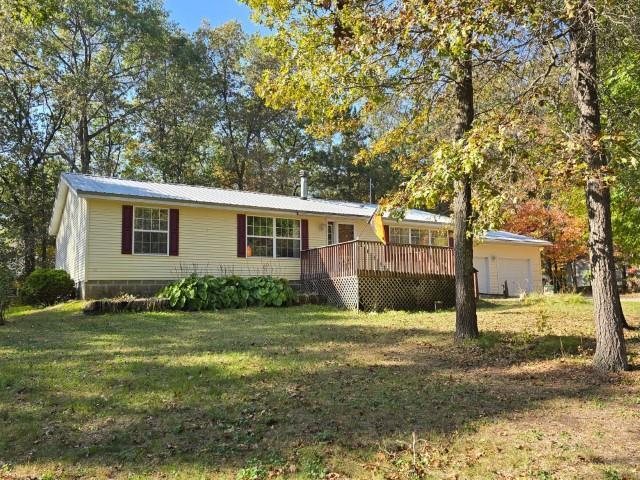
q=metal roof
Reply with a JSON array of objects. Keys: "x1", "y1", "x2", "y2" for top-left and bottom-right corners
[
  {"x1": 54, "y1": 173, "x2": 451, "y2": 222},
  {"x1": 49, "y1": 173, "x2": 551, "y2": 246},
  {"x1": 483, "y1": 230, "x2": 551, "y2": 246}
]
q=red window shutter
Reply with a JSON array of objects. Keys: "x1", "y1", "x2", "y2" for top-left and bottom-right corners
[
  {"x1": 121, "y1": 205, "x2": 133, "y2": 254},
  {"x1": 237, "y1": 214, "x2": 246, "y2": 257},
  {"x1": 383, "y1": 225, "x2": 390, "y2": 245},
  {"x1": 448, "y1": 230, "x2": 454, "y2": 248},
  {"x1": 301, "y1": 219, "x2": 309, "y2": 251},
  {"x1": 169, "y1": 209, "x2": 179, "y2": 256}
]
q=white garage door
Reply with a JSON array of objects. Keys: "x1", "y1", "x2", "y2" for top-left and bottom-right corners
[
  {"x1": 497, "y1": 258, "x2": 532, "y2": 295},
  {"x1": 473, "y1": 256, "x2": 490, "y2": 294}
]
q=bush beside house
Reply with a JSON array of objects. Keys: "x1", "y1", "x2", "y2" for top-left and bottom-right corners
[{"x1": 20, "y1": 269, "x2": 75, "y2": 306}]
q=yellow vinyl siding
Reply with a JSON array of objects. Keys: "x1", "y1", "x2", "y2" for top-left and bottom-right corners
[
  {"x1": 85, "y1": 199, "x2": 380, "y2": 281},
  {"x1": 473, "y1": 243, "x2": 544, "y2": 294},
  {"x1": 55, "y1": 190, "x2": 87, "y2": 283},
  {"x1": 83, "y1": 197, "x2": 543, "y2": 288}
]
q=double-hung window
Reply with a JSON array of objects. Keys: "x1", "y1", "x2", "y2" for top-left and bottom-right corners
[
  {"x1": 247, "y1": 216, "x2": 301, "y2": 258},
  {"x1": 133, "y1": 207, "x2": 169, "y2": 255},
  {"x1": 247, "y1": 215, "x2": 273, "y2": 257},
  {"x1": 276, "y1": 218, "x2": 301, "y2": 257}
]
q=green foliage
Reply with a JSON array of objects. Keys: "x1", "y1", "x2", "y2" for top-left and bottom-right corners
[
  {"x1": 235, "y1": 461, "x2": 267, "y2": 480},
  {"x1": 0, "y1": 264, "x2": 16, "y2": 324},
  {"x1": 158, "y1": 276, "x2": 296, "y2": 311},
  {"x1": 245, "y1": 0, "x2": 546, "y2": 230},
  {"x1": 20, "y1": 268, "x2": 75, "y2": 306}
]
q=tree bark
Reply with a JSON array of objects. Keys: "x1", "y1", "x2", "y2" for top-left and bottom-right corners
[
  {"x1": 452, "y1": 53, "x2": 478, "y2": 340},
  {"x1": 22, "y1": 219, "x2": 36, "y2": 276},
  {"x1": 545, "y1": 258, "x2": 554, "y2": 291},
  {"x1": 79, "y1": 114, "x2": 91, "y2": 173},
  {"x1": 568, "y1": 0, "x2": 628, "y2": 371},
  {"x1": 570, "y1": 262, "x2": 579, "y2": 292}
]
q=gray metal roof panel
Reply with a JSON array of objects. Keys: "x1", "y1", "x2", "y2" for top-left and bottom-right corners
[
  {"x1": 61, "y1": 173, "x2": 451, "y2": 222},
  {"x1": 483, "y1": 230, "x2": 552, "y2": 246},
  {"x1": 55, "y1": 174, "x2": 550, "y2": 246}
]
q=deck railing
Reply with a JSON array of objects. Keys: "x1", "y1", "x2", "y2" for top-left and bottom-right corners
[{"x1": 301, "y1": 240, "x2": 455, "y2": 280}]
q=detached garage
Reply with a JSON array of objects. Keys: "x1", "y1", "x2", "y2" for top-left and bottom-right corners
[{"x1": 474, "y1": 232, "x2": 550, "y2": 296}]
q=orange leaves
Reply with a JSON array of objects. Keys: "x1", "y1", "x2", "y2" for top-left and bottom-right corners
[{"x1": 504, "y1": 199, "x2": 588, "y2": 265}]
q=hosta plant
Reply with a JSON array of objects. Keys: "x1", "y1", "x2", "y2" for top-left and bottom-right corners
[{"x1": 158, "y1": 275, "x2": 297, "y2": 311}]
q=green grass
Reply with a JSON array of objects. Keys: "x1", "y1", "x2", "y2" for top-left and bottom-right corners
[{"x1": 1, "y1": 297, "x2": 639, "y2": 479}]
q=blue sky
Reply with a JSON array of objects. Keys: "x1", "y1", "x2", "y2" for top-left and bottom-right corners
[{"x1": 163, "y1": 0, "x2": 263, "y2": 33}]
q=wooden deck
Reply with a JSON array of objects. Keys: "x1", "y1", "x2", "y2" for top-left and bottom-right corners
[
  {"x1": 301, "y1": 241, "x2": 458, "y2": 311},
  {"x1": 301, "y1": 240, "x2": 455, "y2": 280}
]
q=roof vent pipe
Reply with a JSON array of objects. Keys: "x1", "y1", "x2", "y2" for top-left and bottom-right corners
[{"x1": 299, "y1": 170, "x2": 308, "y2": 200}]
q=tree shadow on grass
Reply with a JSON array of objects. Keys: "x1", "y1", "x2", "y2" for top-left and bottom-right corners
[{"x1": 0, "y1": 305, "x2": 629, "y2": 475}]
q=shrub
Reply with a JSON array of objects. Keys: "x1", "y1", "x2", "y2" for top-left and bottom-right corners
[
  {"x1": 159, "y1": 275, "x2": 297, "y2": 311},
  {"x1": 20, "y1": 268, "x2": 75, "y2": 306},
  {"x1": 0, "y1": 264, "x2": 15, "y2": 324}
]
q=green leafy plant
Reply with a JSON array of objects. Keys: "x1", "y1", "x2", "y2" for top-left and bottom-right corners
[
  {"x1": 235, "y1": 461, "x2": 267, "y2": 480},
  {"x1": 20, "y1": 268, "x2": 75, "y2": 306},
  {"x1": 158, "y1": 275, "x2": 296, "y2": 311}
]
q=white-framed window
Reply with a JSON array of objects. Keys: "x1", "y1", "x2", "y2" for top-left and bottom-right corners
[
  {"x1": 410, "y1": 228, "x2": 430, "y2": 246},
  {"x1": 133, "y1": 207, "x2": 169, "y2": 255},
  {"x1": 247, "y1": 215, "x2": 301, "y2": 258},
  {"x1": 327, "y1": 221, "x2": 335, "y2": 245},
  {"x1": 275, "y1": 218, "x2": 301, "y2": 258},
  {"x1": 390, "y1": 227, "x2": 410, "y2": 245},
  {"x1": 430, "y1": 230, "x2": 449, "y2": 247},
  {"x1": 247, "y1": 215, "x2": 273, "y2": 257},
  {"x1": 389, "y1": 226, "x2": 449, "y2": 247}
]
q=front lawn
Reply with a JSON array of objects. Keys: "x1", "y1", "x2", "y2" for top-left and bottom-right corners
[{"x1": 1, "y1": 297, "x2": 639, "y2": 479}]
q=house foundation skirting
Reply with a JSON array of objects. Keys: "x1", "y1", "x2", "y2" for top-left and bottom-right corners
[
  {"x1": 84, "y1": 280, "x2": 173, "y2": 299},
  {"x1": 303, "y1": 274, "x2": 455, "y2": 312}
]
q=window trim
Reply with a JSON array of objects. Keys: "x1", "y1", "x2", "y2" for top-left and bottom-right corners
[
  {"x1": 245, "y1": 215, "x2": 301, "y2": 259},
  {"x1": 389, "y1": 226, "x2": 449, "y2": 247},
  {"x1": 132, "y1": 206, "x2": 170, "y2": 256},
  {"x1": 327, "y1": 221, "x2": 335, "y2": 245},
  {"x1": 246, "y1": 215, "x2": 274, "y2": 258}
]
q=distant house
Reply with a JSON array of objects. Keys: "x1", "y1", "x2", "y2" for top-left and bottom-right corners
[{"x1": 49, "y1": 172, "x2": 550, "y2": 302}]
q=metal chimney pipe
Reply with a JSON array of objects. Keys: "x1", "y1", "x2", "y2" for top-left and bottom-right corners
[{"x1": 299, "y1": 170, "x2": 308, "y2": 200}]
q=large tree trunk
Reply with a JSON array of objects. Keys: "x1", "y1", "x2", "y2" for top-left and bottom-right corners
[
  {"x1": 545, "y1": 257, "x2": 554, "y2": 291},
  {"x1": 452, "y1": 53, "x2": 478, "y2": 340},
  {"x1": 568, "y1": 0, "x2": 628, "y2": 371},
  {"x1": 22, "y1": 219, "x2": 36, "y2": 276},
  {"x1": 79, "y1": 114, "x2": 91, "y2": 173},
  {"x1": 569, "y1": 262, "x2": 579, "y2": 292}
]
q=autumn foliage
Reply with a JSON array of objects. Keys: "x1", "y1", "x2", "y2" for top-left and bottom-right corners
[{"x1": 504, "y1": 200, "x2": 587, "y2": 287}]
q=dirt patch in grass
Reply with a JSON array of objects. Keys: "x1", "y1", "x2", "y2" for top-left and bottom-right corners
[{"x1": 0, "y1": 297, "x2": 639, "y2": 479}]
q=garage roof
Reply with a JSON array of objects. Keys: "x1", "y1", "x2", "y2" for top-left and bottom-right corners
[
  {"x1": 483, "y1": 230, "x2": 551, "y2": 246},
  {"x1": 49, "y1": 173, "x2": 551, "y2": 246}
]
